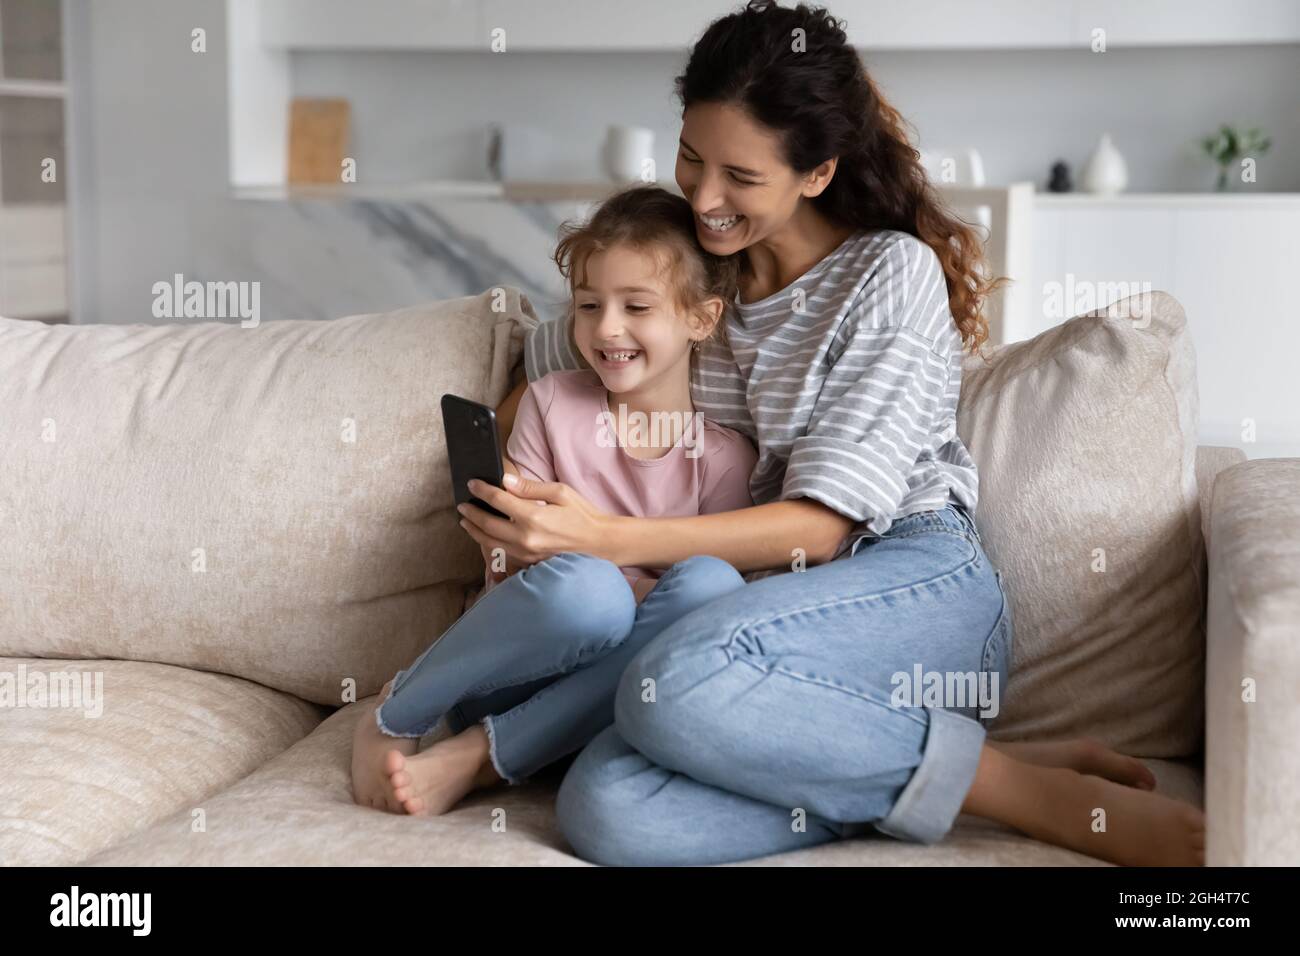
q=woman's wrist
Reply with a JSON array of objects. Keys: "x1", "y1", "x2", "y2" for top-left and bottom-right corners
[{"x1": 600, "y1": 513, "x2": 635, "y2": 567}]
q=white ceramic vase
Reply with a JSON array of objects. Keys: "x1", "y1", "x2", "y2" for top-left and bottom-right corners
[
  {"x1": 1081, "y1": 132, "x2": 1128, "y2": 195},
  {"x1": 602, "y1": 126, "x2": 656, "y2": 184}
]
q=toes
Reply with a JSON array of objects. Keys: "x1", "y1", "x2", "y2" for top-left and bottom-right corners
[
  {"x1": 1121, "y1": 757, "x2": 1157, "y2": 789},
  {"x1": 389, "y1": 769, "x2": 411, "y2": 789},
  {"x1": 404, "y1": 796, "x2": 426, "y2": 815},
  {"x1": 383, "y1": 748, "x2": 407, "y2": 775}
]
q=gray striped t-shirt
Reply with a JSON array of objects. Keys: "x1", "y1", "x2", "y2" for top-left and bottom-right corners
[{"x1": 523, "y1": 228, "x2": 979, "y2": 559}]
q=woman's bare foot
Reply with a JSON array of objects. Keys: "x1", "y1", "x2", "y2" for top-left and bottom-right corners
[
  {"x1": 989, "y1": 737, "x2": 1157, "y2": 790},
  {"x1": 385, "y1": 724, "x2": 503, "y2": 816},
  {"x1": 964, "y1": 746, "x2": 1205, "y2": 866},
  {"x1": 350, "y1": 680, "x2": 419, "y2": 813}
]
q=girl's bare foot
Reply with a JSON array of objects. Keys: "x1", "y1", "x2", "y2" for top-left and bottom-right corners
[
  {"x1": 989, "y1": 737, "x2": 1157, "y2": 790},
  {"x1": 964, "y1": 746, "x2": 1205, "y2": 866},
  {"x1": 350, "y1": 680, "x2": 419, "y2": 813},
  {"x1": 385, "y1": 724, "x2": 503, "y2": 816}
]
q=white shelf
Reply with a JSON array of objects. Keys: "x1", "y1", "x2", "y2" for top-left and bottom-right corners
[
  {"x1": 233, "y1": 180, "x2": 506, "y2": 201},
  {"x1": 230, "y1": 180, "x2": 685, "y2": 202},
  {"x1": 1034, "y1": 191, "x2": 1300, "y2": 208},
  {"x1": 0, "y1": 78, "x2": 66, "y2": 98}
]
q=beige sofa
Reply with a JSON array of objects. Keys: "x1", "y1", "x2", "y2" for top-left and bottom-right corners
[{"x1": 1, "y1": 288, "x2": 1296, "y2": 866}]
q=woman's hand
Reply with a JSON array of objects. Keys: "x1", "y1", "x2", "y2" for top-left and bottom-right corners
[{"x1": 457, "y1": 474, "x2": 619, "y2": 567}]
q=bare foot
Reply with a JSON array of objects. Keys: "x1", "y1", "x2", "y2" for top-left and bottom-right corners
[
  {"x1": 965, "y1": 747, "x2": 1205, "y2": 866},
  {"x1": 385, "y1": 724, "x2": 503, "y2": 816},
  {"x1": 350, "y1": 680, "x2": 418, "y2": 813},
  {"x1": 989, "y1": 737, "x2": 1157, "y2": 790}
]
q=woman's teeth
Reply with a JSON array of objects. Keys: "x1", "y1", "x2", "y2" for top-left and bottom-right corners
[
  {"x1": 600, "y1": 349, "x2": 641, "y2": 363},
  {"x1": 701, "y1": 213, "x2": 742, "y2": 232}
]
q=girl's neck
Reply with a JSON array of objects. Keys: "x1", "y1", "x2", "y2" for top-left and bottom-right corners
[{"x1": 604, "y1": 357, "x2": 696, "y2": 454}]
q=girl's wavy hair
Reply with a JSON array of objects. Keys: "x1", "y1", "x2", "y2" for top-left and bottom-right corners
[
  {"x1": 677, "y1": 0, "x2": 1007, "y2": 352},
  {"x1": 552, "y1": 184, "x2": 740, "y2": 357}
]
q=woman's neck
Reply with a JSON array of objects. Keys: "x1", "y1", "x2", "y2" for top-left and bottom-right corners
[{"x1": 739, "y1": 206, "x2": 857, "y2": 304}]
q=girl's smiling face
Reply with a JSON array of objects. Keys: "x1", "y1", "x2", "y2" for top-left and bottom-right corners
[
  {"x1": 675, "y1": 101, "x2": 810, "y2": 254},
  {"x1": 571, "y1": 243, "x2": 714, "y2": 396}
]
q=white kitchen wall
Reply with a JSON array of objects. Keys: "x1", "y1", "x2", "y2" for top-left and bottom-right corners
[
  {"x1": 291, "y1": 42, "x2": 1300, "y2": 191},
  {"x1": 61, "y1": 0, "x2": 1299, "y2": 459},
  {"x1": 70, "y1": 0, "x2": 1299, "y2": 326}
]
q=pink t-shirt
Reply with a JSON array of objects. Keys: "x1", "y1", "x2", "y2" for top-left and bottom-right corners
[{"x1": 480, "y1": 369, "x2": 757, "y2": 596}]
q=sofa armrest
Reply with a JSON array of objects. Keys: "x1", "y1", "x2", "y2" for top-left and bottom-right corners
[{"x1": 1204, "y1": 458, "x2": 1300, "y2": 865}]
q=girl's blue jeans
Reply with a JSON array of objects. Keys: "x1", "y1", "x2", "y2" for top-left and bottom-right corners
[
  {"x1": 555, "y1": 503, "x2": 1013, "y2": 865},
  {"x1": 377, "y1": 502, "x2": 1011, "y2": 865},
  {"x1": 375, "y1": 550, "x2": 744, "y2": 785}
]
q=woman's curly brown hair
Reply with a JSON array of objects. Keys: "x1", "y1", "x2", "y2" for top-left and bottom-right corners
[{"x1": 678, "y1": 0, "x2": 1007, "y2": 352}]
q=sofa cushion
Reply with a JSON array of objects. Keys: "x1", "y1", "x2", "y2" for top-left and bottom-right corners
[
  {"x1": 0, "y1": 289, "x2": 533, "y2": 704},
  {"x1": 1194, "y1": 445, "x2": 1247, "y2": 552},
  {"x1": 83, "y1": 696, "x2": 1203, "y2": 866},
  {"x1": 0, "y1": 658, "x2": 324, "y2": 866},
  {"x1": 957, "y1": 291, "x2": 1204, "y2": 757}
]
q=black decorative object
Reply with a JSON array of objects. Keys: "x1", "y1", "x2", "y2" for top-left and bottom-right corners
[{"x1": 1048, "y1": 161, "x2": 1073, "y2": 193}]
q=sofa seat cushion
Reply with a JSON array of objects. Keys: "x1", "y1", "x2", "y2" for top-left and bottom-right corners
[
  {"x1": 84, "y1": 699, "x2": 1203, "y2": 867},
  {"x1": 0, "y1": 658, "x2": 324, "y2": 866}
]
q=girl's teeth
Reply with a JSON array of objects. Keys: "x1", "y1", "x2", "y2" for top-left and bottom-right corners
[{"x1": 602, "y1": 350, "x2": 639, "y2": 362}]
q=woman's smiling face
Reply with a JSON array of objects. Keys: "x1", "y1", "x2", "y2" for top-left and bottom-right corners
[{"x1": 675, "y1": 101, "x2": 809, "y2": 253}]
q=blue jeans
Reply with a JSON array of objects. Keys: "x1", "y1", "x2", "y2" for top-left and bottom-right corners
[
  {"x1": 375, "y1": 551, "x2": 747, "y2": 784},
  {"x1": 555, "y1": 503, "x2": 1013, "y2": 866}
]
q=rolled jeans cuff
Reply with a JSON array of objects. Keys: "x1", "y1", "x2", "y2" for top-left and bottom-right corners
[
  {"x1": 874, "y1": 706, "x2": 986, "y2": 845},
  {"x1": 482, "y1": 715, "x2": 523, "y2": 786}
]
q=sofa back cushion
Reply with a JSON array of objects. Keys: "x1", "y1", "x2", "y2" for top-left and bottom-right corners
[
  {"x1": 0, "y1": 289, "x2": 533, "y2": 705},
  {"x1": 957, "y1": 290, "x2": 1204, "y2": 757}
]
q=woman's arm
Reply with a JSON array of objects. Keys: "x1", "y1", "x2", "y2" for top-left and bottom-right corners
[
  {"x1": 476, "y1": 347, "x2": 850, "y2": 572},
  {"x1": 609, "y1": 498, "x2": 852, "y2": 571},
  {"x1": 459, "y1": 477, "x2": 852, "y2": 573},
  {"x1": 496, "y1": 377, "x2": 527, "y2": 444}
]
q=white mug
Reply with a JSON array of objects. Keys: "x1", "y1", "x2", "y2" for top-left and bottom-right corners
[{"x1": 602, "y1": 126, "x2": 656, "y2": 184}]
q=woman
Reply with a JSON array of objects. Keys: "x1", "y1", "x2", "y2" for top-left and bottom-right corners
[{"x1": 458, "y1": 1, "x2": 1205, "y2": 866}]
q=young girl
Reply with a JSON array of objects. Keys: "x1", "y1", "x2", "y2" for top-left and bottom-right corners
[{"x1": 351, "y1": 185, "x2": 760, "y2": 815}]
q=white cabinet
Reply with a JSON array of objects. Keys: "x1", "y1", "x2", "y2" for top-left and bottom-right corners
[
  {"x1": 1065, "y1": 0, "x2": 1300, "y2": 47},
  {"x1": 0, "y1": 0, "x2": 71, "y2": 322},
  {"x1": 840, "y1": 1, "x2": 1073, "y2": 49},
  {"x1": 258, "y1": 0, "x2": 477, "y2": 49},
  {"x1": 0, "y1": 204, "x2": 68, "y2": 319},
  {"x1": 245, "y1": 0, "x2": 1300, "y2": 51},
  {"x1": 1029, "y1": 195, "x2": 1300, "y2": 458},
  {"x1": 476, "y1": 0, "x2": 722, "y2": 50}
]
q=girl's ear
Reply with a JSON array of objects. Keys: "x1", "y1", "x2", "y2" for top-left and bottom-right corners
[{"x1": 690, "y1": 295, "x2": 727, "y2": 343}]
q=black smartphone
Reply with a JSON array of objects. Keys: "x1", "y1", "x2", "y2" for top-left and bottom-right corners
[{"x1": 441, "y1": 394, "x2": 509, "y2": 520}]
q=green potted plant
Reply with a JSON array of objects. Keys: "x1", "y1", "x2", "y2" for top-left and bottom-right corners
[{"x1": 1196, "y1": 124, "x2": 1271, "y2": 191}]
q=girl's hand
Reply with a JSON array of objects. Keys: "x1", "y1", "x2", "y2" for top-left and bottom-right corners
[
  {"x1": 478, "y1": 540, "x2": 522, "y2": 584},
  {"x1": 457, "y1": 474, "x2": 618, "y2": 566}
]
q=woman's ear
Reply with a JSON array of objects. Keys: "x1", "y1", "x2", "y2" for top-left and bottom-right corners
[{"x1": 802, "y1": 156, "x2": 839, "y2": 198}]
